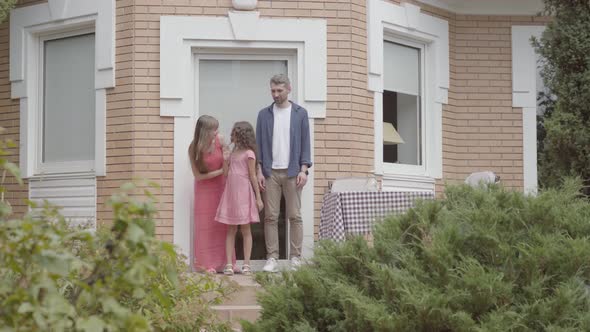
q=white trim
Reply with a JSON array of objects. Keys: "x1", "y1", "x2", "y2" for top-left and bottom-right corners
[
  {"x1": 512, "y1": 26, "x2": 545, "y2": 109},
  {"x1": 417, "y1": 0, "x2": 543, "y2": 16},
  {"x1": 381, "y1": 173, "x2": 436, "y2": 192},
  {"x1": 29, "y1": 174, "x2": 97, "y2": 229},
  {"x1": 512, "y1": 25, "x2": 545, "y2": 195},
  {"x1": 9, "y1": 0, "x2": 114, "y2": 178},
  {"x1": 522, "y1": 107, "x2": 538, "y2": 195},
  {"x1": 161, "y1": 13, "x2": 326, "y2": 259},
  {"x1": 36, "y1": 29, "x2": 96, "y2": 175},
  {"x1": 368, "y1": 0, "x2": 448, "y2": 188},
  {"x1": 160, "y1": 14, "x2": 327, "y2": 119}
]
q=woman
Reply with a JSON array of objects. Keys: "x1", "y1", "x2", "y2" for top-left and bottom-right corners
[{"x1": 189, "y1": 115, "x2": 235, "y2": 273}]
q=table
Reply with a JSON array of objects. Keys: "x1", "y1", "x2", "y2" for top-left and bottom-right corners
[{"x1": 319, "y1": 191, "x2": 435, "y2": 242}]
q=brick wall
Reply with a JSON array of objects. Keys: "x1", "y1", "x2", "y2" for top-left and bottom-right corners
[
  {"x1": 131, "y1": 0, "x2": 379, "y2": 239},
  {"x1": 96, "y1": 0, "x2": 136, "y2": 229},
  {"x1": 1, "y1": 0, "x2": 548, "y2": 241},
  {"x1": 447, "y1": 14, "x2": 547, "y2": 190}
]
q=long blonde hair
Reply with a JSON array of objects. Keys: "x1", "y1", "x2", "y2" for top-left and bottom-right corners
[{"x1": 189, "y1": 115, "x2": 219, "y2": 173}]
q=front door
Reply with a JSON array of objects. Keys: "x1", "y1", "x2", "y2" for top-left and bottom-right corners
[{"x1": 194, "y1": 53, "x2": 298, "y2": 270}]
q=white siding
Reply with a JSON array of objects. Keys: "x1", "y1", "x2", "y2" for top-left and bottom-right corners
[{"x1": 29, "y1": 176, "x2": 96, "y2": 227}]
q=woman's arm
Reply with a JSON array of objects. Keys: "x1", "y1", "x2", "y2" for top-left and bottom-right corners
[
  {"x1": 247, "y1": 156, "x2": 263, "y2": 211},
  {"x1": 195, "y1": 167, "x2": 223, "y2": 181},
  {"x1": 188, "y1": 148, "x2": 223, "y2": 181},
  {"x1": 223, "y1": 158, "x2": 230, "y2": 177},
  {"x1": 218, "y1": 134, "x2": 230, "y2": 161},
  {"x1": 219, "y1": 134, "x2": 230, "y2": 177}
]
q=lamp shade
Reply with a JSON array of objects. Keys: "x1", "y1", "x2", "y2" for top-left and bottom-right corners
[{"x1": 383, "y1": 122, "x2": 404, "y2": 145}]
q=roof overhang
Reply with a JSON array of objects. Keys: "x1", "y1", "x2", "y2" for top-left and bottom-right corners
[{"x1": 417, "y1": 0, "x2": 544, "y2": 16}]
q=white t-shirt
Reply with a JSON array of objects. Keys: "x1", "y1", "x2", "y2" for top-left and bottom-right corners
[{"x1": 272, "y1": 103, "x2": 291, "y2": 169}]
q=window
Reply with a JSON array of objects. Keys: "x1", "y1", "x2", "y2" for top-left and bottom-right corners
[
  {"x1": 198, "y1": 57, "x2": 291, "y2": 139},
  {"x1": 368, "y1": 0, "x2": 448, "y2": 190},
  {"x1": 382, "y1": 39, "x2": 424, "y2": 168},
  {"x1": 38, "y1": 32, "x2": 96, "y2": 173}
]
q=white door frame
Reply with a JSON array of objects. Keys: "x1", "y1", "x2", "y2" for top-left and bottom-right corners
[{"x1": 160, "y1": 14, "x2": 326, "y2": 263}]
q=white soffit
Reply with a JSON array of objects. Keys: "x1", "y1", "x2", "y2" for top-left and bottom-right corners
[{"x1": 417, "y1": 0, "x2": 544, "y2": 16}]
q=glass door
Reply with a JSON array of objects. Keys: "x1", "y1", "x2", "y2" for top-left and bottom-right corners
[{"x1": 195, "y1": 53, "x2": 296, "y2": 270}]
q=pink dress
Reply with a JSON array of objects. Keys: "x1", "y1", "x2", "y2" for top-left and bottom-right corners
[
  {"x1": 193, "y1": 136, "x2": 234, "y2": 272},
  {"x1": 215, "y1": 149, "x2": 260, "y2": 225}
]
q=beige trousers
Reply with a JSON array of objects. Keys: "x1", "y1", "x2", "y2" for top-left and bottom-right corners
[{"x1": 263, "y1": 169, "x2": 302, "y2": 259}]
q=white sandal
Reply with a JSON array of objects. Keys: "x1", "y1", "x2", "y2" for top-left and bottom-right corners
[
  {"x1": 242, "y1": 264, "x2": 252, "y2": 275},
  {"x1": 223, "y1": 264, "x2": 234, "y2": 275}
]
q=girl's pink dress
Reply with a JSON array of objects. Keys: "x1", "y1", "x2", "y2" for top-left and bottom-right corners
[
  {"x1": 215, "y1": 149, "x2": 260, "y2": 225},
  {"x1": 194, "y1": 136, "x2": 235, "y2": 272}
]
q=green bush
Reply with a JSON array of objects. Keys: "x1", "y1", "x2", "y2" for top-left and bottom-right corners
[
  {"x1": 245, "y1": 181, "x2": 590, "y2": 331},
  {"x1": 0, "y1": 135, "x2": 236, "y2": 331},
  {"x1": 0, "y1": 0, "x2": 16, "y2": 24}
]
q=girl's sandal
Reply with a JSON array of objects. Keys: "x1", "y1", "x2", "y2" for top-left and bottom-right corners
[
  {"x1": 241, "y1": 264, "x2": 252, "y2": 276},
  {"x1": 205, "y1": 267, "x2": 217, "y2": 274},
  {"x1": 223, "y1": 264, "x2": 234, "y2": 276}
]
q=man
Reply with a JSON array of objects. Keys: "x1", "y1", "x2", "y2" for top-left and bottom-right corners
[{"x1": 256, "y1": 74, "x2": 312, "y2": 272}]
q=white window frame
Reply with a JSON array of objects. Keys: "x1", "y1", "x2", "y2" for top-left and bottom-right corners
[
  {"x1": 36, "y1": 28, "x2": 96, "y2": 175},
  {"x1": 382, "y1": 36, "x2": 427, "y2": 176},
  {"x1": 10, "y1": 0, "x2": 115, "y2": 178},
  {"x1": 368, "y1": 0, "x2": 449, "y2": 191}
]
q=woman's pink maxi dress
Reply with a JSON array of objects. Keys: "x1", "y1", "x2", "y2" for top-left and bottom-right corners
[
  {"x1": 215, "y1": 150, "x2": 260, "y2": 225},
  {"x1": 193, "y1": 136, "x2": 234, "y2": 272}
]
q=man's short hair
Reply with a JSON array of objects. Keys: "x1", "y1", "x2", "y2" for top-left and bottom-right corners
[{"x1": 270, "y1": 74, "x2": 291, "y2": 87}]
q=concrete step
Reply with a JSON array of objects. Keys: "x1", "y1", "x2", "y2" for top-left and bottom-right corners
[
  {"x1": 223, "y1": 274, "x2": 262, "y2": 306},
  {"x1": 212, "y1": 274, "x2": 263, "y2": 330},
  {"x1": 213, "y1": 304, "x2": 262, "y2": 328}
]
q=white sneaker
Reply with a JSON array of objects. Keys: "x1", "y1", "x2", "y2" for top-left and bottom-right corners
[
  {"x1": 290, "y1": 256, "x2": 302, "y2": 271},
  {"x1": 263, "y1": 258, "x2": 278, "y2": 273}
]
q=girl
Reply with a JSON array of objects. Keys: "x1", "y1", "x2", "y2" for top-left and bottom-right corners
[
  {"x1": 189, "y1": 115, "x2": 235, "y2": 274},
  {"x1": 215, "y1": 121, "x2": 264, "y2": 275}
]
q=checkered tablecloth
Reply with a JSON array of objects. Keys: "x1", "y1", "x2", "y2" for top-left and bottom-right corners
[{"x1": 319, "y1": 191, "x2": 435, "y2": 242}]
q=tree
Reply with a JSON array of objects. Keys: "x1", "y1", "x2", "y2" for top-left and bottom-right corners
[
  {"x1": 534, "y1": 0, "x2": 590, "y2": 194},
  {"x1": 0, "y1": 0, "x2": 16, "y2": 24}
]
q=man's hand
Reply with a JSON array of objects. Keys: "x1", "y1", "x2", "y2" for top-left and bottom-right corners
[
  {"x1": 257, "y1": 172, "x2": 266, "y2": 192},
  {"x1": 296, "y1": 171, "x2": 308, "y2": 189}
]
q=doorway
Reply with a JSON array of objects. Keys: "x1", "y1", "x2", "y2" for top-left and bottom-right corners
[{"x1": 193, "y1": 52, "x2": 297, "y2": 269}]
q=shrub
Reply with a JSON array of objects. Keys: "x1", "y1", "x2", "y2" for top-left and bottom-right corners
[
  {"x1": 0, "y1": 135, "x2": 235, "y2": 331},
  {"x1": 245, "y1": 181, "x2": 590, "y2": 331}
]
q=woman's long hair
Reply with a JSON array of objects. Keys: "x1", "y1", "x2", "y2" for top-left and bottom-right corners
[
  {"x1": 231, "y1": 121, "x2": 257, "y2": 158},
  {"x1": 189, "y1": 115, "x2": 219, "y2": 173}
]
